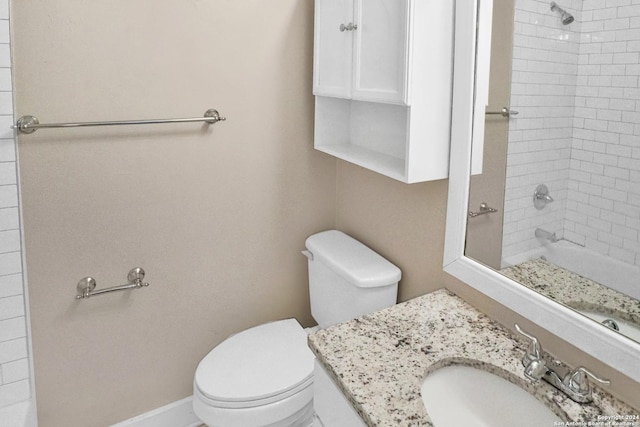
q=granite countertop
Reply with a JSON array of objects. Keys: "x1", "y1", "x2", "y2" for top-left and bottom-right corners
[
  {"x1": 307, "y1": 289, "x2": 639, "y2": 427},
  {"x1": 501, "y1": 257, "x2": 640, "y2": 326}
]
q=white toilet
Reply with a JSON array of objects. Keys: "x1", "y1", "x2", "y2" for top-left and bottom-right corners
[{"x1": 193, "y1": 230, "x2": 401, "y2": 427}]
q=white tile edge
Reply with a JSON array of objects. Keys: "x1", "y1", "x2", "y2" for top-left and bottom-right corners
[
  {"x1": 0, "y1": 398, "x2": 36, "y2": 427},
  {"x1": 110, "y1": 396, "x2": 201, "y2": 427}
]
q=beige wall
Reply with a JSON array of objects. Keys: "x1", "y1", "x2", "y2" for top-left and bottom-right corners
[
  {"x1": 465, "y1": 1, "x2": 513, "y2": 269},
  {"x1": 11, "y1": 1, "x2": 639, "y2": 425},
  {"x1": 13, "y1": 1, "x2": 335, "y2": 425},
  {"x1": 335, "y1": 162, "x2": 459, "y2": 301}
]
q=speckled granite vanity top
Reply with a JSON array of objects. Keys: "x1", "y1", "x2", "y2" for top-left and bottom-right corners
[
  {"x1": 307, "y1": 289, "x2": 639, "y2": 427},
  {"x1": 501, "y1": 258, "x2": 640, "y2": 326}
]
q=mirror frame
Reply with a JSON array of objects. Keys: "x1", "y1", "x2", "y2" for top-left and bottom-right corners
[{"x1": 444, "y1": 0, "x2": 640, "y2": 383}]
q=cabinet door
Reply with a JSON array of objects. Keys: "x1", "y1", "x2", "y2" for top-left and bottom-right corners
[
  {"x1": 313, "y1": 0, "x2": 354, "y2": 98},
  {"x1": 352, "y1": 0, "x2": 409, "y2": 104}
]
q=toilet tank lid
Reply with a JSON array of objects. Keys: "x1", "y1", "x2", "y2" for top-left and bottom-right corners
[{"x1": 305, "y1": 230, "x2": 401, "y2": 288}]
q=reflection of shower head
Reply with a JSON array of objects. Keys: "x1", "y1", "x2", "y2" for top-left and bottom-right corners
[{"x1": 550, "y1": 1, "x2": 575, "y2": 25}]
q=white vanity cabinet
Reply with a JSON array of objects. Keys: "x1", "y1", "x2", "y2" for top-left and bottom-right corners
[{"x1": 313, "y1": 0, "x2": 454, "y2": 183}]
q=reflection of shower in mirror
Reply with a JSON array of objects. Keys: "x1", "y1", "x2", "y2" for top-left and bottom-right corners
[
  {"x1": 550, "y1": 1, "x2": 574, "y2": 25},
  {"x1": 535, "y1": 228, "x2": 558, "y2": 243},
  {"x1": 533, "y1": 184, "x2": 554, "y2": 210},
  {"x1": 497, "y1": 1, "x2": 640, "y2": 270},
  {"x1": 463, "y1": 0, "x2": 640, "y2": 345}
]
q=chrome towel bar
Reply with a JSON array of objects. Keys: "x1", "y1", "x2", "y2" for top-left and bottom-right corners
[
  {"x1": 13, "y1": 109, "x2": 226, "y2": 135},
  {"x1": 76, "y1": 267, "x2": 149, "y2": 300},
  {"x1": 485, "y1": 107, "x2": 518, "y2": 118}
]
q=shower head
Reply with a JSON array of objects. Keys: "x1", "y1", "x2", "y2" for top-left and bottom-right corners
[{"x1": 550, "y1": 2, "x2": 575, "y2": 25}]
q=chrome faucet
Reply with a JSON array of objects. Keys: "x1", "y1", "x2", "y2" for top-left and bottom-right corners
[{"x1": 514, "y1": 324, "x2": 610, "y2": 403}]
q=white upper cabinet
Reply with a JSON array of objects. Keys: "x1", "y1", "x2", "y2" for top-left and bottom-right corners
[
  {"x1": 313, "y1": 0, "x2": 409, "y2": 105},
  {"x1": 313, "y1": 0, "x2": 455, "y2": 183},
  {"x1": 352, "y1": 0, "x2": 409, "y2": 104},
  {"x1": 313, "y1": 0, "x2": 354, "y2": 99}
]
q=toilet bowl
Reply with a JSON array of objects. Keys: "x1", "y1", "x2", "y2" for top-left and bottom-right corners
[
  {"x1": 193, "y1": 230, "x2": 400, "y2": 427},
  {"x1": 193, "y1": 319, "x2": 315, "y2": 427}
]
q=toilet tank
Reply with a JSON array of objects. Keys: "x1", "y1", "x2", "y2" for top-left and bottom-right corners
[{"x1": 304, "y1": 230, "x2": 401, "y2": 328}]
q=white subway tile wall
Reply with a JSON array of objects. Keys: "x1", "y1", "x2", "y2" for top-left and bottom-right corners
[
  {"x1": 567, "y1": 0, "x2": 640, "y2": 265},
  {"x1": 503, "y1": 0, "x2": 640, "y2": 269},
  {"x1": 0, "y1": 0, "x2": 31, "y2": 408},
  {"x1": 503, "y1": 0, "x2": 579, "y2": 259}
]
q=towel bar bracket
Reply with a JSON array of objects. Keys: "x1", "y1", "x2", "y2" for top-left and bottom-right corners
[{"x1": 15, "y1": 115, "x2": 39, "y2": 134}]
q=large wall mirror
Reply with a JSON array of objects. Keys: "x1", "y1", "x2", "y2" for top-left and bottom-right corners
[{"x1": 445, "y1": 0, "x2": 640, "y2": 382}]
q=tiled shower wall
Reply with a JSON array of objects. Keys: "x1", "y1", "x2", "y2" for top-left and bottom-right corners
[
  {"x1": 502, "y1": 0, "x2": 579, "y2": 260},
  {"x1": 564, "y1": 0, "x2": 640, "y2": 266},
  {"x1": 503, "y1": 0, "x2": 640, "y2": 268},
  {"x1": 0, "y1": 0, "x2": 31, "y2": 408}
]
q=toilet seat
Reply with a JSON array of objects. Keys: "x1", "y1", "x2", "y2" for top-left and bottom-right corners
[
  {"x1": 195, "y1": 375, "x2": 313, "y2": 409},
  {"x1": 194, "y1": 319, "x2": 315, "y2": 409}
]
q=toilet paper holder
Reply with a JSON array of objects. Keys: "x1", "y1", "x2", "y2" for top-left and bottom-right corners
[
  {"x1": 468, "y1": 202, "x2": 498, "y2": 218},
  {"x1": 76, "y1": 267, "x2": 149, "y2": 300}
]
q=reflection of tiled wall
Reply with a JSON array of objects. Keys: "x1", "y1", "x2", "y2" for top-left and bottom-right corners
[
  {"x1": 0, "y1": 0, "x2": 31, "y2": 408},
  {"x1": 564, "y1": 0, "x2": 640, "y2": 266},
  {"x1": 503, "y1": 0, "x2": 640, "y2": 268},
  {"x1": 502, "y1": 0, "x2": 579, "y2": 260}
]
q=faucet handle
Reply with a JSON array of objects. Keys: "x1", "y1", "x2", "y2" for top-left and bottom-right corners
[
  {"x1": 515, "y1": 324, "x2": 542, "y2": 360},
  {"x1": 515, "y1": 324, "x2": 548, "y2": 381},
  {"x1": 564, "y1": 367, "x2": 610, "y2": 396}
]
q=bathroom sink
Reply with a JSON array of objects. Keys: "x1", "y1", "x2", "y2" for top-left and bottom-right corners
[{"x1": 421, "y1": 364, "x2": 562, "y2": 427}]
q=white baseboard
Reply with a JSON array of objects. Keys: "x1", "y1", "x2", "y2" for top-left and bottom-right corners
[{"x1": 111, "y1": 396, "x2": 201, "y2": 427}]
